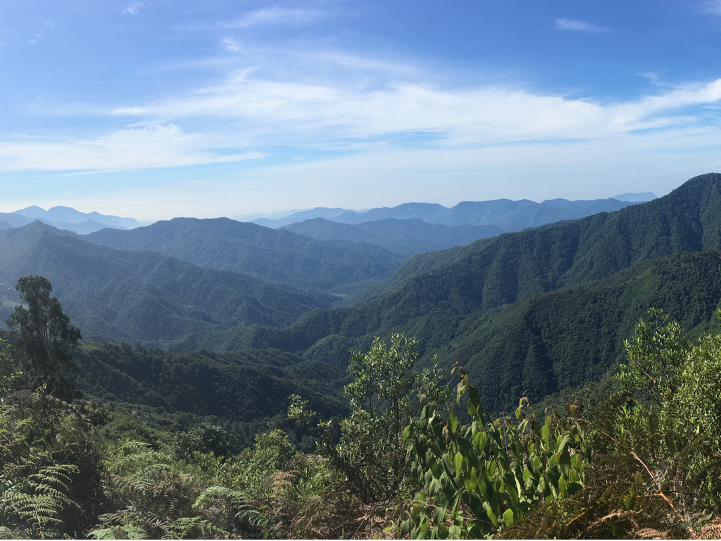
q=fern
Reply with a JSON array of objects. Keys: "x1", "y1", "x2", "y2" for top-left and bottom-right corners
[
  {"x1": 162, "y1": 516, "x2": 227, "y2": 540},
  {"x1": 1, "y1": 464, "x2": 78, "y2": 539},
  {"x1": 87, "y1": 524, "x2": 149, "y2": 540}
]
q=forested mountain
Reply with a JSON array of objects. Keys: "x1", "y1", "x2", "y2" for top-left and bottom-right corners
[
  {"x1": 173, "y1": 251, "x2": 721, "y2": 411},
  {"x1": 85, "y1": 217, "x2": 404, "y2": 295},
  {"x1": 0, "y1": 222, "x2": 333, "y2": 344},
  {"x1": 253, "y1": 197, "x2": 641, "y2": 231},
  {"x1": 283, "y1": 218, "x2": 502, "y2": 257},
  {"x1": 163, "y1": 173, "x2": 721, "y2": 409},
  {"x1": 369, "y1": 173, "x2": 721, "y2": 307}
]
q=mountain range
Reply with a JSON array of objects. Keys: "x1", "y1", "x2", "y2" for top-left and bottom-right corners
[
  {"x1": 248, "y1": 194, "x2": 655, "y2": 231},
  {"x1": 0, "y1": 222, "x2": 335, "y2": 345},
  {"x1": 0, "y1": 205, "x2": 144, "y2": 234},
  {"x1": 135, "y1": 175, "x2": 720, "y2": 409},
  {"x1": 282, "y1": 218, "x2": 503, "y2": 257},
  {"x1": 5, "y1": 178, "x2": 720, "y2": 414},
  {"x1": 85, "y1": 218, "x2": 404, "y2": 295}
]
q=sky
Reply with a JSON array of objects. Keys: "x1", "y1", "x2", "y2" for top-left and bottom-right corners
[{"x1": 2, "y1": 1, "x2": 721, "y2": 220}]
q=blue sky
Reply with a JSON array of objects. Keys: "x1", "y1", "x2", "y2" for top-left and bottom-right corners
[{"x1": 2, "y1": 0, "x2": 721, "y2": 220}]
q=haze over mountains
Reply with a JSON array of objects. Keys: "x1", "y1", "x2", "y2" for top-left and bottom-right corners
[
  {"x1": 7, "y1": 181, "x2": 714, "y2": 415},
  {"x1": 85, "y1": 218, "x2": 404, "y2": 295},
  {"x1": 0, "y1": 205, "x2": 144, "y2": 234},
  {"x1": 246, "y1": 193, "x2": 655, "y2": 230}
]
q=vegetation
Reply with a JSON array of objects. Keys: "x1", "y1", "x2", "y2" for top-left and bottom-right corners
[
  {"x1": 172, "y1": 249, "x2": 721, "y2": 412},
  {"x1": 5, "y1": 276, "x2": 81, "y2": 401},
  {"x1": 4, "y1": 288, "x2": 721, "y2": 538},
  {"x1": 5, "y1": 173, "x2": 721, "y2": 538}
]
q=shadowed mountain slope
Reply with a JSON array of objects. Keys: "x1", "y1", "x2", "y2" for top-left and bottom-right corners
[
  {"x1": 85, "y1": 217, "x2": 404, "y2": 295},
  {"x1": 283, "y1": 218, "x2": 502, "y2": 257},
  {"x1": 175, "y1": 251, "x2": 721, "y2": 412},
  {"x1": 0, "y1": 222, "x2": 333, "y2": 344}
]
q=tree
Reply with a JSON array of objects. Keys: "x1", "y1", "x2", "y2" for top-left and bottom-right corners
[
  {"x1": 172, "y1": 423, "x2": 229, "y2": 462},
  {"x1": 289, "y1": 333, "x2": 449, "y2": 503},
  {"x1": 6, "y1": 276, "x2": 81, "y2": 400}
]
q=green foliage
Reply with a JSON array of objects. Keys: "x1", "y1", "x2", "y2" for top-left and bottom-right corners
[
  {"x1": 173, "y1": 424, "x2": 228, "y2": 462},
  {"x1": 6, "y1": 276, "x2": 81, "y2": 401},
  {"x1": 74, "y1": 341, "x2": 349, "y2": 452},
  {"x1": 87, "y1": 523, "x2": 150, "y2": 539},
  {"x1": 401, "y1": 367, "x2": 589, "y2": 538},
  {"x1": 1, "y1": 464, "x2": 79, "y2": 539},
  {"x1": 614, "y1": 308, "x2": 721, "y2": 509},
  {"x1": 289, "y1": 334, "x2": 449, "y2": 504}
]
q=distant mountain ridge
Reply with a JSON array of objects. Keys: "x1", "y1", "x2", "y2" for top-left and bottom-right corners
[
  {"x1": 249, "y1": 196, "x2": 653, "y2": 231},
  {"x1": 0, "y1": 205, "x2": 143, "y2": 234},
  {"x1": 283, "y1": 218, "x2": 503, "y2": 257}
]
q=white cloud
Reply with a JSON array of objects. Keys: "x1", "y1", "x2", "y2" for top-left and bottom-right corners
[
  {"x1": 220, "y1": 7, "x2": 324, "y2": 29},
  {"x1": 123, "y1": 1, "x2": 146, "y2": 16},
  {"x1": 555, "y1": 18, "x2": 609, "y2": 33},
  {"x1": 0, "y1": 125, "x2": 263, "y2": 171},
  {"x1": 105, "y1": 71, "x2": 721, "y2": 149}
]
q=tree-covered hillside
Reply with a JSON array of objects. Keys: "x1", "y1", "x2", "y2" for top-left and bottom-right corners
[
  {"x1": 74, "y1": 342, "x2": 350, "y2": 452},
  {"x1": 0, "y1": 222, "x2": 333, "y2": 344},
  {"x1": 85, "y1": 217, "x2": 404, "y2": 295},
  {"x1": 371, "y1": 172, "x2": 721, "y2": 308},
  {"x1": 173, "y1": 250, "x2": 721, "y2": 411}
]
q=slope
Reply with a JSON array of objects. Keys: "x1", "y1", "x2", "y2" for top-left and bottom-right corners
[
  {"x1": 283, "y1": 218, "x2": 502, "y2": 257},
  {"x1": 75, "y1": 342, "x2": 350, "y2": 451},
  {"x1": 85, "y1": 217, "x2": 405, "y2": 295},
  {"x1": 176, "y1": 250, "x2": 721, "y2": 413},
  {"x1": 0, "y1": 222, "x2": 333, "y2": 345},
  {"x1": 368, "y1": 172, "x2": 721, "y2": 311}
]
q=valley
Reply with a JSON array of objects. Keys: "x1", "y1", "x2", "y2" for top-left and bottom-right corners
[{"x1": 2, "y1": 177, "x2": 720, "y2": 538}]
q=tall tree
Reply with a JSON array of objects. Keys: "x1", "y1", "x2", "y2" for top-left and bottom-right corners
[{"x1": 6, "y1": 276, "x2": 81, "y2": 400}]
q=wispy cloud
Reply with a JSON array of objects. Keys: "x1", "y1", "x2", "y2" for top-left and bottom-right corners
[
  {"x1": 7, "y1": 49, "x2": 721, "y2": 181},
  {"x1": 555, "y1": 18, "x2": 609, "y2": 33},
  {"x1": 637, "y1": 72, "x2": 660, "y2": 84},
  {"x1": 105, "y1": 70, "x2": 721, "y2": 149},
  {"x1": 700, "y1": 0, "x2": 721, "y2": 15},
  {"x1": 0, "y1": 125, "x2": 263, "y2": 171},
  {"x1": 123, "y1": 1, "x2": 146, "y2": 16},
  {"x1": 220, "y1": 7, "x2": 324, "y2": 29},
  {"x1": 221, "y1": 37, "x2": 241, "y2": 52}
]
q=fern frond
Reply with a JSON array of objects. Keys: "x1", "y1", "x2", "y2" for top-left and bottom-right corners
[{"x1": 87, "y1": 525, "x2": 149, "y2": 540}]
